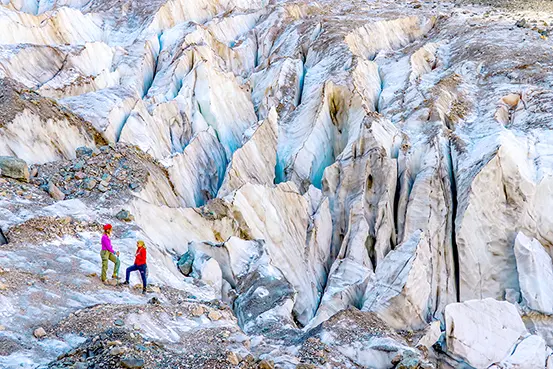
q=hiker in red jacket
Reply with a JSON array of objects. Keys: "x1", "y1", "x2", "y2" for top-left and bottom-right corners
[{"x1": 122, "y1": 240, "x2": 148, "y2": 294}]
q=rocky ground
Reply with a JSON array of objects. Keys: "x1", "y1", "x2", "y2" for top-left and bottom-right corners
[{"x1": 2, "y1": 0, "x2": 553, "y2": 368}]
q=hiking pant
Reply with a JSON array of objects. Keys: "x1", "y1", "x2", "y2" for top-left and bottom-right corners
[
  {"x1": 100, "y1": 250, "x2": 120, "y2": 282},
  {"x1": 126, "y1": 264, "x2": 147, "y2": 289}
]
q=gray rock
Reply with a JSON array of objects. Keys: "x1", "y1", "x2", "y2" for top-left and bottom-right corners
[
  {"x1": 114, "y1": 319, "x2": 124, "y2": 326},
  {"x1": 73, "y1": 161, "x2": 85, "y2": 171},
  {"x1": 0, "y1": 228, "x2": 7, "y2": 245},
  {"x1": 85, "y1": 179, "x2": 97, "y2": 190},
  {"x1": 48, "y1": 182, "x2": 66, "y2": 201},
  {"x1": 76, "y1": 147, "x2": 93, "y2": 158},
  {"x1": 121, "y1": 357, "x2": 144, "y2": 368},
  {"x1": 115, "y1": 209, "x2": 134, "y2": 222},
  {"x1": 33, "y1": 327, "x2": 47, "y2": 339},
  {"x1": 110, "y1": 346, "x2": 126, "y2": 355},
  {"x1": 0, "y1": 156, "x2": 29, "y2": 182},
  {"x1": 177, "y1": 252, "x2": 194, "y2": 276},
  {"x1": 98, "y1": 183, "x2": 109, "y2": 192}
]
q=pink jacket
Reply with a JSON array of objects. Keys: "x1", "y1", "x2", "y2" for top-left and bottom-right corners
[{"x1": 101, "y1": 234, "x2": 115, "y2": 254}]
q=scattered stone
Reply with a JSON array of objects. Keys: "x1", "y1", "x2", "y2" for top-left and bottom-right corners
[
  {"x1": 102, "y1": 173, "x2": 112, "y2": 182},
  {"x1": 515, "y1": 18, "x2": 527, "y2": 27},
  {"x1": 116, "y1": 209, "x2": 134, "y2": 222},
  {"x1": 258, "y1": 360, "x2": 275, "y2": 369},
  {"x1": 0, "y1": 156, "x2": 29, "y2": 182},
  {"x1": 0, "y1": 282, "x2": 7, "y2": 290},
  {"x1": 74, "y1": 171, "x2": 85, "y2": 180},
  {"x1": 73, "y1": 160, "x2": 85, "y2": 171},
  {"x1": 0, "y1": 325, "x2": 5, "y2": 331},
  {"x1": 48, "y1": 182, "x2": 66, "y2": 201},
  {"x1": 147, "y1": 285, "x2": 160, "y2": 293},
  {"x1": 208, "y1": 310, "x2": 222, "y2": 321},
  {"x1": 148, "y1": 297, "x2": 160, "y2": 305},
  {"x1": 110, "y1": 346, "x2": 126, "y2": 355},
  {"x1": 76, "y1": 147, "x2": 93, "y2": 158},
  {"x1": 114, "y1": 319, "x2": 125, "y2": 327},
  {"x1": 191, "y1": 305, "x2": 205, "y2": 317},
  {"x1": 129, "y1": 183, "x2": 140, "y2": 190},
  {"x1": 33, "y1": 327, "x2": 47, "y2": 339},
  {"x1": 121, "y1": 357, "x2": 145, "y2": 368},
  {"x1": 98, "y1": 183, "x2": 109, "y2": 192},
  {"x1": 85, "y1": 179, "x2": 97, "y2": 190},
  {"x1": 227, "y1": 351, "x2": 240, "y2": 365},
  {"x1": 30, "y1": 167, "x2": 38, "y2": 177}
]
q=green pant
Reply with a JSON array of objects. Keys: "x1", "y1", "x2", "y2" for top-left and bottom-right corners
[{"x1": 101, "y1": 250, "x2": 120, "y2": 282}]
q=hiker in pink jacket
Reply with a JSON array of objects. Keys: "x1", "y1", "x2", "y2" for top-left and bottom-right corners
[{"x1": 101, "y1": 224, "x2": 120, "y2": 282}]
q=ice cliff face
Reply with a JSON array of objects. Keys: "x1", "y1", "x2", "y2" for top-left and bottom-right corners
[{"x1": 2, "y1": 0, "x2": 553, "y2": 368}]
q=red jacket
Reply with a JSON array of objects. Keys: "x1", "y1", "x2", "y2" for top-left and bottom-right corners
[{"x1": 135, "y1": 247, "x2": 147, "y2": 266}]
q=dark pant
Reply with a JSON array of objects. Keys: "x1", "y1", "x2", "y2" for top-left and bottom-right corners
[{"x1": 126, "y1": 264, "x2": 147, "y2": 289}]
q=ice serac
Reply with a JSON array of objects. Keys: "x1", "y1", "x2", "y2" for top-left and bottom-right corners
[
  {"x1": 218, "y1": 108, "x2": 278, "y2": 197},
  {"x1": 345, "y1": 16, "x2": 436, "y2": 59},
  {"x1": 309, "y1": 115, "x2": 397, "y2": 327},
  {"x1": 120, "y1": 100, "x2": 190, "y2": 160},
  {"x1": 396, "y1": 134, "x2": 458, "y2": 319},
  {"x1": 362, "y1": 230, "x2": 433, "y2": 330},
  {"x1": 444, "y1": 299, "x2": 528, "y2": 368},
  {"x1": 61, "y1": 87, "x2": 139, "y2": 143},
  {"x1": 275, "y1": 14, "x2": 433, "y2": 190},
  {"x1": 199, "y1": 182, "x2": 333, "y2": 326},
  {"x1": 186, "y1": 237, "x2": 297, "y2": 333},
  {"x1": 167, "y1": 128, "x2": 227, "y2": 207},
  {"x1": 0, "y1": 78, "x2": 103, "y2": 164},
  {"x1": 514, "y1": 232, "x2": 553, "y2": 315},
  {"x1": 489, "y1": 334, "x2": 547, "y2": 369},
  {"x1": 455, "y1": 131, "x2": 553, "y2": 301}
]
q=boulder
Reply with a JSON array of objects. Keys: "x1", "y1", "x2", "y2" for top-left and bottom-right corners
[
  {"x1": 48, "y1": 182, "x2": 66, "y2": 201},
  {"x1": 115, "y1": 209, "x2": 134, "y2": 222},
  {"x1": 177, "y1": 251, "x2": 194, "y2": 276},
  {"x1": 76, "y1": 146, "x2": 93, "y2": 158},
  {"x1": 0, "y1": 156, "x2": 29, "y2": 182},
  {"x1": 33, "y1": 327, "x2": 47, "y2": 339},
  {"x1": 444, "y1": 299, "x2": 527, "y2": 368},
  {"x1": 514, "y1": 232, "x2": 553, "y2": 314},
  {"x1": 121, "y1": 357, "x2": 145, "y2": 368}
]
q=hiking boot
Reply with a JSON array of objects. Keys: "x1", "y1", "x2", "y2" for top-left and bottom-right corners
[
  {"x1": 122, "y1": 281, "x2": 129, "y2": 285},
  {"x1": 142, "y1": 288, "x2": 147, "y2": 294}
]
